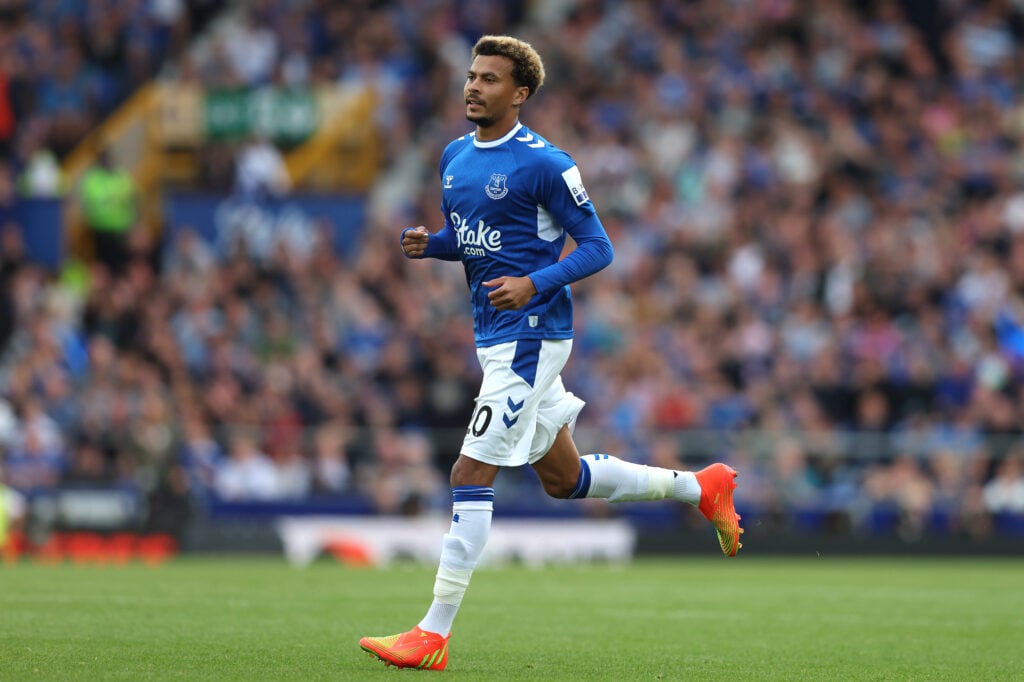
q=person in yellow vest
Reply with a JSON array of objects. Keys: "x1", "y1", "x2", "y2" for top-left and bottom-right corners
[{"x1": 80, "y1": 151, "x2": 138, "y2": 277}]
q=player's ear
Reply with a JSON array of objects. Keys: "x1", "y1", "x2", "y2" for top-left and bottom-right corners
[{"x1": 513, "y1": 86, "x2": 529, "y2": 107}]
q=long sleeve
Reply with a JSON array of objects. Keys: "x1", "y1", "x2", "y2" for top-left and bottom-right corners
[{"x1": 527, "y1": 213, "x2": 613, "y2": 294}]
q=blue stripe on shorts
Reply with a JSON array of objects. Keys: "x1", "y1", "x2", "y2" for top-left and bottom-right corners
[{"x1": 511, "y1": 339, "x2": 542, "y2": 387}]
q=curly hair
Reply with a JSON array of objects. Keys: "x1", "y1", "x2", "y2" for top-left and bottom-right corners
[{"x1": 471, "y1": 35, "x2": 546, "y2": 99}]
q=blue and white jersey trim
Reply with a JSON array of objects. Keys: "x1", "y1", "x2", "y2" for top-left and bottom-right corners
[{"x1": 473, "y1": 122, "x2": 523, "y2": 148}]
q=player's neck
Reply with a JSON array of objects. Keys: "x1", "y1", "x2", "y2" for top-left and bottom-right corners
[{"x1": 475, "y1": 116, "x2": 520, "y2": 142}]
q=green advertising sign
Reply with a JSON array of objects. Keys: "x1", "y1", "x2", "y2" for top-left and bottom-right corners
[{"x1": 204, "y1": 88, "x2": 318, "y2": 142}]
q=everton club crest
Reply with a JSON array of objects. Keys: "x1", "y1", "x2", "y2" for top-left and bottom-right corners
[{"x1": 485, "y1": 173, "x2": 509, "y2": 200}]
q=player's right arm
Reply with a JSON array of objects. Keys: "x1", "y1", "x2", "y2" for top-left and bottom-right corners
[
  {"x1": 400, "y1": 225, "x2": 460, "y2": 260},
  {"x1": 401, "y1": 227, "x2": 430, "y2": 257}
]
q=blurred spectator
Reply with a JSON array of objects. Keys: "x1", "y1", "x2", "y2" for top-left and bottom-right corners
[
  {"x1": 983, "y1": 452, "x2": 1024, "y2": 514},
  {"x1": 146, "y1": 462, "x2": 194, "y2": 540},
  {"x1": 63, "y1": 438, "x2": 112, "y2": 485},
  {"x1": 312, "y1": 423, "x2": 352, "y2": 495},
  {"x1": 233, "y1": 133, "x2": 290, "y2": 198},
  {"x1": 273, "y1": 446, "x2": 312, "y2": 500},
  {"x1": 15, "y1": 119, "x2": 63, "y2": 197},
  {"x1": 220, "y1": 6, "x2": 278, "y2": 87},
  {"x1": 0, "y1": 395, "x2": 15, "y2": 449},
  {"x1": 38, "y1": 45, "x2": 98, "y2": 157},
  {"x1": 4, "y1": 400, "x2": 66, "y2": 491},
  {"x1": 18, "y1": 147, "x2": 62, "y2": 197},
  {"x1": 362, "y1": 429, "x2": 443, "y2": 515},
  {"x1": 11, "y1": 397, "x2": 62, "y2": 454},
  {"x1": 178, "y1": 410, "x2": 222, "y2": 495},
  {"x1": 769, "y1": 437, "x2": 821, "y2": 512},
  {"x1": 214, "y1": 430, "x2": 278, "y2": 501},
  {"x1": 0, "y1": 55, "x2": 15, "y2": 156},
  {"x1": 865, "y1": 456, "x2": 937, "y2": 541},
  {"x1": 0, "y1": 224, "x2": 27, "y2": 353}
]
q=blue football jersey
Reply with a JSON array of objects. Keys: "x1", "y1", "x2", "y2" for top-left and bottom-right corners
[{"x1": 436, "y1": 122, "x2": 599, "y2": 347}]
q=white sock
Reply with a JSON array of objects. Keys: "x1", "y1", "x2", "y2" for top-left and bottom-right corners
[
  {"x1": 672, "y1": 470, "x2": 701, "y2": 505},
  {"x1": 417, "y1": 486, "x2": 493, "y2": 636},
  {"x1": 569, "y1": 454, "x2": 701, "y2": 505}
]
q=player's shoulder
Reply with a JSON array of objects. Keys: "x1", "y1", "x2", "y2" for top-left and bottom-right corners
[
  {"x1": 511, "y1": 125, "x2": 575, "y2": 171},
  {"x1": 441, "y1": 132, "x2": 476, "y2": 162}
]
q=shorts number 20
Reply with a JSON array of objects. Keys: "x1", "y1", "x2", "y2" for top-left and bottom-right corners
[{"x1": 468, "y1": 405, "x2": 492, "y2": 436}]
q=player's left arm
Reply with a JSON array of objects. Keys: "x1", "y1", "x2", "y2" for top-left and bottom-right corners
[
  {"x1": 483, "y1": 213, "x2": 612, "y2": 310},
  {"x1": 526, "y1": 213, "x2": 612, "y2": 294}
]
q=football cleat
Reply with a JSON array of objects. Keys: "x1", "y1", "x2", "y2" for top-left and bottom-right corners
[
  {"x1": 360, "y1": 626, "x2": 450, "y2": 670},
  {"x1": 695, "y1": 463, "x2": 743, "y2": 557}
]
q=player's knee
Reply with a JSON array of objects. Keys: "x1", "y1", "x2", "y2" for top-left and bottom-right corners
[{"x1": 450, "y1": 454, "x2": 498, "y2": 488}]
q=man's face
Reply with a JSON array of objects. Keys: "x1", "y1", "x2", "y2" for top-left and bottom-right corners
[{"x1": 464, "y1": 54, "x2": 528, "y2": 128}]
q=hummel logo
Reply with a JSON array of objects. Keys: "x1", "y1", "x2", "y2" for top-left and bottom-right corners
[
  {"x1": 503, "y1": 396, "x2": 524, "y2": 429},
  {"x1": 444, "y1": 175, "x2": 454, "y2": 188},
  {"x1": 515, "y1": 131, "x2": 545, "y2": 148}
]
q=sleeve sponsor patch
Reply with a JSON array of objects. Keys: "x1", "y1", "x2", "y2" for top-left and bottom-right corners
[{"x1": 561, "y1": 165, "x2": 590, "y2": 206}]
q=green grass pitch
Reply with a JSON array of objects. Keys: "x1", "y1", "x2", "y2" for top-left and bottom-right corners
[{"x1": 1, "y1": 556, "x2": 1022, "y2": 680}]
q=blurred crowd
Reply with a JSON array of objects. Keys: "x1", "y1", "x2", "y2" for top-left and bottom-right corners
[{"x1": 3, "y1": 0, "x2": 1024, "y2": 544}]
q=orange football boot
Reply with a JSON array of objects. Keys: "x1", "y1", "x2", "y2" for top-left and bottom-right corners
[
  {"x1": 695, "y1": 463, "x2": 743, "y2": 556},
  {"x1": 360, "y1": 626, "x2": 450, "y2": 670}
]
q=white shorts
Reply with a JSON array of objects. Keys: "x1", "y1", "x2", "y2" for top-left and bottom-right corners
[{"x1": 461, "y1": 339, "x2": 585, "y2": 467}]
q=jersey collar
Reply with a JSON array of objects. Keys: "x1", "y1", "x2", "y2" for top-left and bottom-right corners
[{"x1": 472, "y1": 121, "x2": 523, "y2": 148}]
